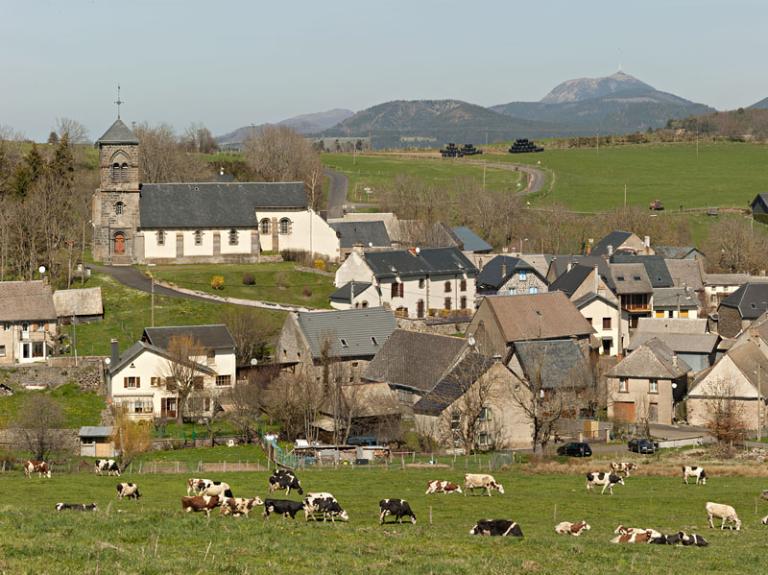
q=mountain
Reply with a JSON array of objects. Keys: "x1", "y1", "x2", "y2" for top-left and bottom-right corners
[
  {"x1": 492, "y1": 71, "x2": 715, "y2": 134},
  {"x1": 749, "y1": 97, "x2": 768, "y2": 110},
  {"x1": 217, "y1": 108, "x2": 354, "y2": 145}
]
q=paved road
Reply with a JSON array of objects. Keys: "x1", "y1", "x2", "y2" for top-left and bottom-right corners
[
  {"x1": 93, "y1": 265, "x2": 213, "y2": 302},
  {"x1": 325, "y1": 167, "x2": 348, "y2": 219},
  {"x1": 462, "y1": 160, "x2": 546, "y2": 197}
]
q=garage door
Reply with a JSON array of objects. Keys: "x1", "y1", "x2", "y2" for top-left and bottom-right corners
[{"x1": 613, "y1": 402, "x2": 636, "y2": 423}]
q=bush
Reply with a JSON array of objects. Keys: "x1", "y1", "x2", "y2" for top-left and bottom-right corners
[
  {"x1": 242, "y1": 273, "x2": 255, "y2": 286},
  {"x1": 211, "y1": 275, "x2": 225, "y2": 290},
  {"x1": 313, "y1": 259, "x2": 326, "y2": 271},
  {"x1": 302, "y1": 287, "x2": 313, "y2": 298}
]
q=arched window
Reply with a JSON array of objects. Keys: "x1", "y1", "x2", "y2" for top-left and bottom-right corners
[
  {"x1": 111, "y1": 163, "x2": 121, "y2": 182},
  {"x1": 279, "y1": 218, "x2": 292, "y2": 235},
  {"x1": 156, "y1": 231, "x2": 166, "y2": 246},
  {"x1": 114, "y1": 201, "x2": 124, "y2": 215},
  {"x1": 228, "y1": 229, "x2": 238, "y2": 246},
  {"x1": 120, "y1": 162, "x2": 129, "y2": 182},
  {"x1": 193, "y1": 230, "x2": 203, "y2": 246},
  {"x1": 259, "y1": 218, "x2": 270, "y2": 235}
]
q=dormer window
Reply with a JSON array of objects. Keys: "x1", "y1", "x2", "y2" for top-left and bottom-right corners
[
  {"x1": 114, "y1": 201, "x2": 124, "y2": 215},
  {"x1": 340, "y1": 338, "x2": 348, "y2": 349}
]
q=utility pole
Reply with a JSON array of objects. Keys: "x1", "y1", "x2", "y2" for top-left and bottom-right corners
[
  {"x1": 150, "y1": 272, "x2": 155, "y2": 327},
  {"x1": 624, "y1": 184, "x2": 627, "y2": 207},
  {"x1": 758, "y1": 365, "x2": 762, "y2": 442}
]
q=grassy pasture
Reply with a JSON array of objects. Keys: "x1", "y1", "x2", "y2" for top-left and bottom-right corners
[
  {"x1": 1, "y1": 467, "x2": 766, "y2": 574},
  {"x1": 0, "y1": 383, "x2": 104, "y2": 428}
]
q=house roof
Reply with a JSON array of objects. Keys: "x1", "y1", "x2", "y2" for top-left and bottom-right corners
[
  {"x1": 363, "y1": 329, "x2": 467, "y2": 393},
  {"x1": 549, "y1": 265, "x2": 593, "y2": 298},
  {"x1": 330, "y1": 221, "x2": 391, "y2": 249},
  {"x1": 518, "y1": 254, "x2": 553, "y2": 278},
  {"x1": 412, "y1": 353, "x2": 497, "y2": 415},
  {"x1": 476, "y1": 256, "x2": 541, "y2": 291},
  {"x1": 513, "y1": 339, "x2": 589, "y2": 389},
  {"x1": 719, "y1": 283, "x2": 768, "y2": 320},
  {"x1": 481, "y1": 292, "x2": 594, "y2": 343},
  {"x1": 608, "y1": 338, "x2": 691, "y2": 379},
  {"x1": 627, "y1": 332, "x2": 719, "y2": 355},
  {"x1": 591, "y1": 230, "x2": 635, "y2": 256},
  {"x1": 53, "y1": 287, "x2": 104, "y2": 318},
  {"x1": 750, "y1": 193, "x2": 768, "y2": 211},
  {"x1": 295, "y1": 307, "x2": 396, "y2": 360},
  {"x1": 110, "y1": 340, "x2": 217, "y2": 376},
  {"x1": 704, "y1": 273, "x2": 755, "y2": 286},
  {"x1": 363, "y1": 247, "x2": 478, "y2": 280},
  {"x1": 548, "y1": 255, "x2": 609, "y2": 282},
  {"x1": 611, "y1": 254, "x2": 673, "y2": 288},
  {"x1": 572, "y1": 292, "x2": 618, "y2": 310},
  {"x1": 329, "y1": 282, "x2": 373, "y2": 303},
  {"x1": 79, "y1": 426, "x2": 114, "y2": 438},
  {"x1": 665, "y1": 259, "x2": 705, "y2": 291},
  {"x1": 0, "y1": 281, "x2": 57, "y2": 321},
  {"x1": 452, "y1": 226, "x2": 492, "y2": 253},
  {"x1": 96, "y1": 119, "x2": 139, "y2": 145},
  {"x1": 142, "y1": 324, "x2": 235, "y2": 351},
  {"x1": 654, "y1": 246, "x2": 700, "y2": 259},
  {"x1": 721, "y1": 341, "x2": 768, "y2": 394},
  {"x1": 342, "y1": 382, "x2": 403, "y2": 418},
  {"x1": 636, "y1": 317, "x2": 708, "y2": 334},
  {"x1": 139, "y1": 182, "x2": 307, "y2": 229},
  {"x1": 608, "y1": 263, "x2": 652, "y2": 294},
  {"x1": 652, "y1": 287, "x2": 699, "y2": 310}
]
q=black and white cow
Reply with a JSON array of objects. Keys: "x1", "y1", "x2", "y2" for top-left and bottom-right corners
[
  {"x1": 56, "y1": 502, "x2": 97, "y2": 511},
  {"x1": 585, "y1": 472, "x2": 624, "y2": 495},
  {"x1": 303, "y1": 493, "x2": 349, "y2": 522},
  {"x1": 94, "y1": 459, "x2": 121, "y2": 477},
  {"x1": 664, "y1": 531, "x2": 709, "y2": 546},
  {"x1": 186, "y1": 477, "x2": 212, "y2": 496},
  {"x1": 263, "y1": 498, "x2": 305, "y2": 519},
  {"x1": 469, "y1": 519, "x2": 523, "y2": 537},
  {"x1": 268, "y1": 469, "x2": 304, "y2": 496},
  {"x1": 682, "y1": 466, "x2": 707, "y2": 485},
  {"x1": 761, "y1": 515, "x2": 768, "y2": 525},
  {"x1": 116, "y1": 482, "x2": 141, "y2": 500},
  {"x1": 610, "y1": 462, "x2": 637, "y2": 477},
  {"x1": 197, "y1": 480, "x2": 233, "y2": 498},
  {"x1": 379, "y1": 499, "x2": 416, "y2": 524}
]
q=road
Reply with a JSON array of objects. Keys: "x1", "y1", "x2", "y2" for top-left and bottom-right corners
[
  {"x1": 462, "y1": 160, "x2": 546, "y2": 197},
  {"x1": 325, "y1": 168, "x2": 348, "y2": 219}
]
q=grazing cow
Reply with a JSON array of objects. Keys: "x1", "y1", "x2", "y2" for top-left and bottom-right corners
[
  {"x1": 379, "y1": 499, "x2": 416, "y2": 524},
  {"x1": 610, "y1": 529, "x2": 654, "y2": 544},
  {"x1": 554, "y1": 521, "x2": 591, "y2": 536},
  {"x1": 94, "y1": 459, "x2": 121, "y2": 477},
  {"x1": 263, "y1": 498, "x2": 305, "y2": 519},
  {"x1": 706, "y1": 501, "x2": 741, "y2": 530},
  {"x1": 24, "y1": 460, "x2": 51, "y2": 479},
  {"x1": 761, "y1": 515, "x2": 768, "y2": 525},
  {"x1": 268, "y1": 469, "x2": 304, "y2": 496},
  {"x1": 469, "y1": 519, "x2": 523, "y2": 537},
  {"x1": 586, "y1": 472, "x2": 624, "y2": 495},
  {"x1": 464, "y1": 474, "x2": 504, "y2": 497},
  {"x1": 683, "y1": 466, "x2": 707, "y2": 485},
  {"x1": 614, "y1": 525, "x2": 663, "y2": 539},
  {"x1": 181, "y1": 495, "x2": 220, "y2": 517},
  {"x1": 761, "y1": 489, "x2": 768, "y2": 501},
  {"x1": 610, "y1": 462, "x2": 637, "y2": 477},
  {"x1": 303, "y1": 493, "x2": 349, "y2": 522},
  {"x1": 425, "y1": 480, "x2": 462, "y2": 495},
  {"x1": 220, "y1": 496, "x2": 263, "y2": 517},
  {"x1": 116, "y1": 482, "x2": 141, "y2": 500},
  {"x1": 186, "y1": 478, "x2": 212, "y2": 496},
  {"x1": 198, "y1": 480, "x2": 233, "y2": 498},
  {"x1": 56, "y1": 503, "x2": 97, "y2": 511}
]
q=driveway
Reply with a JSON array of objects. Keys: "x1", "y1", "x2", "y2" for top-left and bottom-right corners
[
  {"x1": 325, "y1": 167, "x2": 348, "y2": 219},
  {"x1": 93, "y1": 265, "x2": 213, "y2": 302}
]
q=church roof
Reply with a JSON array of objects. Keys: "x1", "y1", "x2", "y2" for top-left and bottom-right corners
[
  {"x1": 139, "y1": 182, "x2": 307, "y2": 229},
  {"x1": 97, "y1": 119, "x2": 139, "y2": 145}
]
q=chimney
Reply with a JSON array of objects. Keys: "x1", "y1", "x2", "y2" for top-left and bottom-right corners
[
  {"x1": 110, "y1": 339, "x2": 119, "y2": 367},
  {"x1": 566, "y1": 262, "x2": 572, "y2": 273},
  {"x1": 607, "y1": 245, "x2": 614, "y2": 257},
  {"x1": 594, "y1": 264, "x2": 599, "y2": 293},
  {"x1": 644, "y1": 235, "x2": 651, "y2": 249},
  {"x1": 672, "y1": 353, "x2": 678, "y2": 370}
]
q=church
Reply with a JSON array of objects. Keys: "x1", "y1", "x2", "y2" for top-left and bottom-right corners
[{"x1": 91, "y1": 117, "x2": 340, "y2": 265}]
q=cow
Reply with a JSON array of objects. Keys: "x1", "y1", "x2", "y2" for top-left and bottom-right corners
[
  {"x1": 706, "y1": 501, "x2": 741, "y2": 530},
  {"x1": 268, "y1": 469, "x2": 304, "y2": 496},
  {"x1": 425, "y1": 480, "x2": 462, "y2": 495},
  {"x1": 198, "y1": 480, "x2": 233, "y2": 498},
  {"x1": 24, "y1": 460, "x2": 51, "y2": 479},
  {"x1": 610, "y1": 462, "x2": 637, "y2": 477},
  {"x1": 116, "y1": 482, "x2": 141, "y2": 500},
  {"x1": 379, "y1": 499, "x2": 416, "y2": 524},
  {"x1": 181, "y1": 495, "x2": 220, "y2": 517},
  {"x1": 679, "y1": 532, "x2": 709, "y2": 547},
  {"x1": 554, "y1": 521, "x2": 591, "y2": 536},
  {"x1": 303, "y1": 493, "x2": 349, "y2": 522},
  {"x1": 186, "y1": 478, "x2": 212, "y2": 496},
  {"x1": 586, "y1": 472, "x2": 624, "y2": 495},
  {"x1": 610, "y1": 529, "x2": 654, "y2": 544},
  {"x1": 220, "y1": 496, "x2": 263, "y2": 517},
  {"x1": 761, "y1": 515, "x2": 768, "y2": 525},
  {"x1": 614, "y1": 525, "x2": 663, "y2": 539},
  {"x1": 56, "y1": 503, "x2": 97, "y2": 511},
  {"x1": 94, "y1": 459, "x2": 121, "y2": 477},
  {"x1": 263, "y1": 498, "x2": 305, "y2": 519},
  {"x1": 683, "y1": 466, "x2": 707, "y2": 485},
  {"x1": 469, "y1": 519, "x2": 523, "y2": 537},
  {"x1": 464, "y1": 474, "x2": 504, "y2": 497}
]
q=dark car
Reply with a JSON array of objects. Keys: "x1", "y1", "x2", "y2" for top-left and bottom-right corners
[
  {"x1": 556, "y1": 442, "x2": 592, "y2": 457},
  {"x1": 628, "y1": 438, "x2": 658, "y2": 454}
]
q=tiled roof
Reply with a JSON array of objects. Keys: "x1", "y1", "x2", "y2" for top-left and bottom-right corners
[
  {"x1": 665, "y1": 259, "x2": 705, "y2": 291},
  {"x1": 142, "y1": 324, "x2": 235, "y2": 351},
  {"x1": 329, "y1": 282, "x2": 373, "y2": 302},
  {"x1": 608, "y1": 338, "x2": 691, "y2": 379},
  {"x1": 452, "y1": 227, "x2": 493, "y2": 253},
  {"x1": 0, "y1": 281, "x2": 57, "y2": 321},
  {"x1": 628, "y1": 332, "x2": 719, "y2": 354},
  {"x1": 611, "y1": 254, "x2": 673, "y2": 288},
  {"x1": 513, "y1": 339, "x2": 590, "y2": 389},
  {"x1": 653, "y1": 246, "x2": 700, "y2": 259},
  {"x1": 53, "y1": 288, "x2": 103, "y2": 317},
  {"x1": 591, "y1": 230, "x2": 635, "y2": 256},
  {"x1": 608, "y1": 263, "x2": 652, "y2": 294},
  {"x1": 652, "y1": 287, "x2": 698, "y2": 310},
  {"x1": 413, "y1": 353, "x2": 496, "y2": 415},
  {"x1": 330, "y1": 221, "x2": 391, "y2": 249},
  {"x1": 477, "y1": 256, "x2": 541, "y2": 291},
  {"x1": 636, "y1": 318, "x2": 708, "y2": 334},
  {"x1": 549, "y1": 265, "x2": 592, "y2": 298},
  {"x1": 296, "y1": 307, "x2": 396, "y2": 359},
  {"x1": 719, "y1": 283, "x2": 768, "y2": 319}
]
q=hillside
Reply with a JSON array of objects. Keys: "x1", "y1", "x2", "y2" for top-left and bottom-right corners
[
  {"x1": 217, "y1": 108, "x2": 354, "y2": 145},
  {"x1": 669, "y1": 108, "x2": 768, "y2": 141},
  {"x1": 749, "y1": 97, "x2": 768, "y2": 110}
]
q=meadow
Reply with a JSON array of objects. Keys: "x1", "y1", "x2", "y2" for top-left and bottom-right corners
[{"x1": 1, "y1": 464, "x2": 766, "y2": 574}]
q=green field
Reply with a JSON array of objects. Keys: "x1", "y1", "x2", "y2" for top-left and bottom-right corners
[
  {"x1": 0, "y1": 466, "x2": 766, "y2": 574},
  {"x1": 0, "y1": 383, "x2": 104, "y2": 428}
]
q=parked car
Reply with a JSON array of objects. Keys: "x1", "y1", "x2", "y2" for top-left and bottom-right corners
[
  {"x1": 556, "y1": 442, "x2": 592, "y2": 457},
  {"x1": 627, "y1": 438, "x2": 658, "y2": 454}
]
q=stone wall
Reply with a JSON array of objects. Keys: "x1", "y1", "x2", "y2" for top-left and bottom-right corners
[
  {"x1": 0, "y1": 358, "x2": 104, "y2": 392},
  {"x1": 0, "y1": 429, "x2": 80, "y2": 453}
]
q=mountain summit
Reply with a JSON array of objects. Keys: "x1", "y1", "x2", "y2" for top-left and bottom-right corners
[{"x1": 540, "y1": 70, "x2": 653, "y2": 104}]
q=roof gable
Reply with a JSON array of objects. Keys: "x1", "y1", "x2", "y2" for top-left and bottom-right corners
[
  {"x1": 109, "y1": 340, "x2": 216, "y2": 376},
  {"x1": 477, "y1": 256, "x2": 540, "y2": 291},
  {"x1": 608, "y1": 338, "x2": 690, "y2": 379},
  {"x1": 513, "y1": 339, "x2": 589, "y2": 389},
  {"x1": 720, "y1": 282, "x2": 768, "y2": 319},
  {"x1": 296, "y1": 307, "x2": 397, "y2": 359},
  {"x1": 549, "y1": 265, "x2": 592, "y2": 297},
  {"x1": 413, "y1": 353, "x2": 497, "y2": 415},
  {"x1": 591, "y1": 230, "x2": 635, "y2": 256},
  {"x1": 363, "y1": 247, "x2": 478, "y2": 280}
]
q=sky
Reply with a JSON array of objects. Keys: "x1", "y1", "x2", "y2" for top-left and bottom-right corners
[{"x1": 1, "y1": 0, "x2": 767, "y2": 141}]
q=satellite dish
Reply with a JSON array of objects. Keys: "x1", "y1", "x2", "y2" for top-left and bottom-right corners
[
  {"x1": 104, "y1": 358, "x2": 111, "y2": 366},
  {"x1": 38, "y1": 265, "x2": 46, "y2": 274},
  {"x1": 671, "y1": 383, "x2": 677, "y2": 389},
  {"x1": 250, "y1": 358, "x2": 258, "y2": 366},
  {"x1": 467, "y1": 335, "x2": 476, "y2": 347}
]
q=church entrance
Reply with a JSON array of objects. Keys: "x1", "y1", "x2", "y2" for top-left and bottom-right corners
[{"x1": 114, "y1": 232, "x2": 126, "y2": 255}]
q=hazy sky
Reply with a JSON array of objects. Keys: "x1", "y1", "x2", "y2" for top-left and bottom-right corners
[{"x1": 2, "y1": 0, "x2": 766, "y2": 141}]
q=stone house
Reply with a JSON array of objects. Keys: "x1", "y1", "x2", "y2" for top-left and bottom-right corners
[
  {"x1": 628, "y1": 318, "x2": 718, "y2": 373},
  {"x1": 475, "y1": 255, "x2": 548, "y2": 297},
  {"x1": 329, "y1": 220, "x2": 392, "y2": 261},
  {"x1": 717, "y1": 282, "x2": 768, "y2": 338},
  {"x1": 0, "y1": 281, "x2": 57, "y2": 365},
  {"x1": 589, "y1": 230, "x2": 653, "y2": 257}
]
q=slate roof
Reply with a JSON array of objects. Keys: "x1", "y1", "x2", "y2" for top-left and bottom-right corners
[
  {"x1": 110, "y1": 340, "x2": 217, "y2": 376},
  {"x1": 704, "y1": 273, "x2": 753, "y2": 286},
  {"x1": 611, "y1": 254, "x2": 673, "y2": 288},
  {"x1": 609, "y1": 263, "x2": 652, "y2": 294},
  {"x1": 750, "y1": 193, "x2": 768, "y2": 212},
  {"x1": 363, "y1": 329, "x2": 467, "y2": 393},
  {"x1": 549, "y1": 265, "x2": 593, "y2": 298},
  {"x1": 79, "y1": 426, "x2": 113, "y2": 438},
  {"x1": 452, "y1": 227, "x2": 492, "y2": 253},
  {"x1": 139, "y1": 182, "x2": 307, "y2": 229},
  {"x1": 296, "y1": 307, "x2": 396, "y2": 359},
  {"x1": 142, "y1": 324, "x2": 235, "y2": 351},
  {"x1": 330, "y1": 221, "x2": 391, "y2": 249},
  {"x1": 652, "y1": 287, "x2": 698, "y2": 310},
  {"x1": 53, "y1": 287, "x2": 103, "y2": 318},
  {"x1": 572, "y1": 292, "x2": 618, "y2": 310},
  {"x1": 636, "y1": 318, "x2": 708, "y2": 334},
  {"x1": 96, "y1": 119, "x2": 139, "y2": 145},
  {"x1": 665, "y1": 259, "x2": 705, "y2": 291},
  {"x1": 719, "y1": 283, "x2": 768, "y2": 319},
  {"x1": 518, "y1": 254, "x2": 553, "y2": 278},
  {"x1": 477, "y1": 256, "x2": 541, "y2": 291},
  {"x1": 591, "y1": 230, "x2": 635, "y2": 256},
  {"x1": 608, "y1": 338, "x2": 691, "y2": 379},
  {"x1": 363, "y1": 248, "x2": 478, "y2": 280},
  {"x1": 654, "y1": 246, "x2": 700, "y2": 259},
  {"x1": 723, "y1": 341, "x2": 768, "y2": 394},
  {"x1": 547, "y1": 256, "x2": 613, "y2": 288},
  {"x1": 413, "y1": 353, "x2": 496, "y2": 415},
  {"x1": 329, "y1": 282, "x2": 373, "y2": 302},
  {"x1": 513, "y1": 339, "x2": 589, "y2": 389},
  {"x1": 0, "y1": 281, "x2": 57, "y2": 321},
  {"x1": 627, "y1": 332, "x2": 719, "y2": 355}
]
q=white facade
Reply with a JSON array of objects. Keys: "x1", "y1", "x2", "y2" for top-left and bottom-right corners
[
  {"x1": 578, "y1": 297, "x2": 629, "y2": 356},
  {"x1": 652, "y1": 308, "x2": 699, "y2": 320},
  {"x1": 255, "y1": 209, "x2": 340, "y2": 259}
]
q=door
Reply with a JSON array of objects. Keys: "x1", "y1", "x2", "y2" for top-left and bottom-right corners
[
  {"x1": 613, "y1": 402, "x2": 636, "y2": 423},
  {"x1": 161, "y1": 398, "x2": 177, "y2": 419},
  {"x1": 114, "y1": 232, "x2": 126, "y2": 255}
]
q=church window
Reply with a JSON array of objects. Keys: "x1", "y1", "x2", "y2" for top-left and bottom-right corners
[
  {"x1": 156, "y1": 231, "x2": 166, "y2": 246},
  {"x1": 194, "y1": 230, "x2": 203, "y2": 246},
  {"x1": 111, "y1": 163, "x2": 121, "y2": 182},
  {"x1": 121, "y1": 162, "x2": 129, "y2": 182},
  {"x1": 260, "y1": 218, "x2": 271, "y2": 235},
  {"x1": 279, "y1": 218, "x2": 292, "y2": 235},
  {"x1": 114, "y1": 201, "x2": 124, "y2": 215},
  {"x1": 228, "y1": 229, "x2": 238, "y2": 246}
]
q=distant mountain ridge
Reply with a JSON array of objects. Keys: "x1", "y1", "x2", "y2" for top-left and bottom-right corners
[
  {"x1": 217, "y1": 108, "x2": 354, "y2": 145},
  {"x1": 541, "y1": 71, "x2": 653, "y2": 104}
]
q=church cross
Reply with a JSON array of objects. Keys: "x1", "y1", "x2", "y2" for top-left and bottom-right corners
[{"x1": 115, "y1": 84, "x2": 124, "y2": 119}]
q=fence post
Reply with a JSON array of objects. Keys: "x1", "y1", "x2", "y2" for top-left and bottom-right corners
[
  {"x1": 176, "y1": 461, "x2": 180, "y2": 473},
  {"x1": 401, "y1": 454, "x2": 405, "y2": 470},
  {"x1": 223, "y1": 461, "x2": 227, "y2": 473},
  {"x1": 429, "y1": 505, "x2": 433, "y2": 525}
]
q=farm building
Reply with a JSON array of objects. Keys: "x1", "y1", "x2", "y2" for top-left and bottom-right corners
[{"x1": 79, "y1": 426, "x2": 117, "y2": 458}]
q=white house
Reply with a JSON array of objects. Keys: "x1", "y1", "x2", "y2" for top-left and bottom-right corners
[
  {"x1": 572, "y1": 292, "x2": 629, "y2": 356},
  {"x1": 332, "y1": 247, "x2": 479, "y2": 318}
]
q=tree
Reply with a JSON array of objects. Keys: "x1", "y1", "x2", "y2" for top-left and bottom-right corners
[
  {"x1": 134, "y1": 122, "x2": 212, "y2": 183},
  {"x1": 223, "y1": 378, "x2": 263, "y2": 443},
  {"x1": 182, "y1": 122, "x2": 218, "y2": 154},
  {"x1": 12, "y1": 395, "x2": 65, "y2": 460},
  {"x1": 264, "y1": 370, "x2": 324, "y2": 442},
  {"x1": 220, "y1": 307, "x2": 270, "y2": 366},
  {"x1": 704, "y1": 379, "x2": 748, "y2": 445},
  {"x1": 55, "y1": 118, "x2": 89, "y2": 144},
  {"x1": 163, "y1": 335, "x2": 207, "y2": 423},
  {"x1": 111, "y1": 406, "x2": 152, "y2": 467}
]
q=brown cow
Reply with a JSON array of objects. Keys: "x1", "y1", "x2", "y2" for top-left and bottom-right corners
[
  {"x1": 181, "y1": 495, "x2": 220, "y2": 517},
  {"x1": 555, "y1": 521, "x2": 591, "y2": 536},
  {"x1": 425, "y1": 480, "x2": 463, "y2": 495},
  {"x1": 24, "y1": 460, "x2": 51, "y2": 479}
]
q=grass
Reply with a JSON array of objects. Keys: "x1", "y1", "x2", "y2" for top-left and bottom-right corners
[
  {"x1": 0, "y1": 465, "x2": 766, "y2": 574},
  {"x1": 141, "y1": 262, "x2": 335, "y2": 309},
  {"x1": 0, "y1": 383, "x2": 104, "y2": 428}
]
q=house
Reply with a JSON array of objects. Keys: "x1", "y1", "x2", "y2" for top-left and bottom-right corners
[
  {"x1": 704, "y1": 274, "x2": 766, "y2": 310},
  {"x1": 328, "y1": 282, "x2": 379, "y2": 310},
  {"x1": 549, "y1": 264, "x2": 616, "y2": 301},
  {"x1": 476, "y1": 255, "x2": 547, "y2": 296},
  {"x1": 572, "y1": 292, "x2": 628, "y2": 356},
  {"x1": 686, "y1": 340, "x2": 768, "y2": 431},
  {"x1": 91, "y1": 118, "x2": 340, "y2": 264},
  {"x1": 509, "y1": 339, "x2": 592, "y2": 395},
  {"x1": 107, "y1": 325, "x2": 237, "y2": 420},
  {"x1": 717, "y1": 282, "x2": 768, "y2": 338},
  {"x1": 466, "y1": 292, "x2": 594, "y2": 361},
  {"x1": 665, "y1": 258, "x2": 705, "y2": 291},
  {"x1": 333, "y1": 247, "x2": 478, "y2": 318},
  {"x1": 628, "y1": 329, "x2": 718, "y2": 374},
  {"x1": 329, "y1": 220, "x2": 391, "y2": 260},
  {"x1": 276, "y1": 307, "x2": 397, "y2": 383},
  {"x1": 452, "y1": 226, "x2": 493, "y2": 254},
  {"x1": 607, "y1": 338, "x2": 690, "y2": 425},
  {"x1": 0, "y1": 281, "x2": 57, "y2": 365},
  {"x1": 545, "y1": 255, "x2": 607, "y2": 284},
  {"x1": 53, "y1": 287, "x2": 104, "y2": 323},
  {"x1": 652, "y1": 287, "x2": 699, "y2": 319},
  {"x1": 653, "y1": 246, "x2": 704, "y2": 260},
  {"x1": 611, "y1": 254, "x2": 674, "y2": 288},
  {"x1": 750, "y1": 193, "x2": 768, "y2": 221},
  {"x1": 608, "y1": 263, "x2": 654, "y2": 329},
  {"x1": 590, "y1": 230, "x2": 652, "y2": 257},
  {"x1": 79, "y1": 426, "x2": 117, "y2": 458}
]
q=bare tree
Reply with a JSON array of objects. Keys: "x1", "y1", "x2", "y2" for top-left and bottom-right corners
[
  {"x1": 223, "y1": 378, "x2": 263, "y2": 443},
  {"x1": 264, "y1": 369, "x2": 324, "y2": 442},
  {"x1": 163, "y1": 335, "x2": 207, "y2": 424},
  {"x1": 55, "y1": 118, "x2": 90, "y2": 144},
  {"x1": 134, "y1": 123, "x2": 213, "y2": 183},
  {"x1": 12, "y1": 395, "x2": 65, "y2": 460},
  {"x1": 220, "y1": 307, "x2": 270, "y2": 366},
  {"x1": 704, "y1": 379, "x2": 748, "y2": 445},
  {"x1": 182, "y1": 122, "x2": 218, "y2": 154}
]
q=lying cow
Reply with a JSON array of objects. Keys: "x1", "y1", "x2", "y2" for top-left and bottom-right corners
[
  {"x1": 469, "y1": 519, "x2": 523, "y2": 537},
  {"x1": 181, "y1": 495, "x2": 220, "y2": 517},
  {"x1": 379, "y1": 499, "x2": 416, "y2": 524},
  {"x1": 197, "y1": 480, "x2": 233, "y2": 498},
  {"x1": 464, "y1": 473, "x2": 504, "y2": 497},
  {"x1": 586, "y1": 472, "x2": 624, "y2": 495},
  {"x1": 263, "y1": 498, "x2": 305, "y2": 519},
  {"x1": 24, "y1": 460, "x2": 51, "y2": 479},
  {"x1": 706, "y1": 501, "x2": 741, "y2": 531},
  {"x1": 610, "y1": 462, "x2": 637, "y2": 477},
  {"x1": 94, "y1": 459, "x2": 121, "y2": 477},
  {"x1": 614, "y1": 525, "x2": 663, "y2": 540},
  {"x1": 667, "y1": 531, "x2": 709, "y2": 547},
  {"x1": 268, "y1": 469, "x2": 303, "y2": 496},
  {"x1": 426, "y1": 480, "x2": 462, "y2": 495},
  {"x1": 220, "y1": 496, "x2": 263, "y2": 517},
  {"x1": 555, "y1": 521, "x2": 591, "y2": 536},
  {"x1": 116, "y1": 482, "x2": 141, "y2": 500},
  {"x1": 303, "y1": 493, "x2": 349, "y2": 522},
  {"x1": 683, "y1": 465, "x2": 707, "y2": 485},
  {"x1": 56, "y1": 502, "x2": 97, "y2": 512},
  {"x1": 186, "y1": 477, "x2": 211, "y2": 496},
  {"x1": 611, "y1": 529, "x2": 654, "y2": 544}
]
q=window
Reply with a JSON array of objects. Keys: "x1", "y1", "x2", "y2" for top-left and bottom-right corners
[
  {"x1": 123, "y1": 376, "x2": 140, "y2": 389},
  {"x1": 279, "y1": 218, "x2": 291, "y2": 235},
  {"x1": 2, "y1": 322, "x2": 9, "y2": 331},
  {"x1": 216, "y1": 375, "x2": 232, "y2": 387},
  {"x1": 655, "y1": 311, "x2": 665, "y2": 318},
  {"x1": 361, "y1": 300, "x2": 369, "y2": 308},
  {"x1": 260, "y1": 218, "x2": 270, "y2": 234},
  {"x1": 156, "y1": 230, "x2": 165, "y2": 246},
  {"x1": 340, "y1": 338, "x2": 349, "y2": 348},
  {"x1": 115, "y1": 201, "x2": 124, "y2": 215},
  {"x1": 649, "y1": 379, "x2": 658, "y2": 394},
  {"x1": 111, "y1": 163, "x2": 121, "y2": 181},
  {"x1": 478, "y1": 407, "x2": 492, "y2": 422},
  {"x1": 519, "y1": 270, "x2": 527, "y2": 281},
  {"x1": 450, "y1": 410, "x2": 461, "y2": 430},
  {"x1": 444, "y1": 281, "x2": 451, "y2": 293},
  {"x1": 444, "y1": 297, "x2": 452, "y2": 310},
  {"x1": 460, "y1": 296, "x2": 467, "y2": 310},
  {"x1": 618, "y1": 378, "x2": 628, "y2": 393},
  {"x1": 680, "y1": 310, "x2": 689, "y2": 318},
  {"x1": 194, "y1": 230, "x2": 203, "y2": 246},
  {"x1": 418, "y1": 278, "x2": 425, "y2": 289},
  {"x1": 460, "y1": 279, "x2": 467, "y2": 292},
  {"x1": 150, "y1": 377, "x2": 162, "y2": 387},
  {"x1": 586, "y1": 317, "x2": 593, "y2": 326},
  {"x1": 0, "y1": 345, "x2": 5, "y2": 357},
  {"x1": 528, "y1": 286, "x2": 538, "y2": 294},
  {"x1": 192, "y1": 376, "x2": 204, "y2": 390},
  {"x1": 207, "y1": 350, "x2": 216, "y2": 365},
  {"x1": 602, "y1": 317, "x2": 612, "y2": 330},
  {"x1": 228, "y1": 229, "x2": 238, "y2": 246},
  {"x1": 121, "y1": 163, "x2": 129, "y2": 181},
  {"x1": 478, "y1": 432, "x2": 490, "y2": 448},
  {"x1": 391, "y1": 282, "x2": 403, "y2": 298}
]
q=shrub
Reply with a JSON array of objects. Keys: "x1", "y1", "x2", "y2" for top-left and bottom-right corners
[
  {"x1": 211, "y1": 275, "x2": 225, "y2": 290},
  {"x1": 242, "y1": 272, "x2": 255, "y2": 286},
  {"x1": 302, "y1": 287, "x2": 313, "y2": 298},
  {"x1": 313, "y1": 259, "x2": 326, "y2": 271}
]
